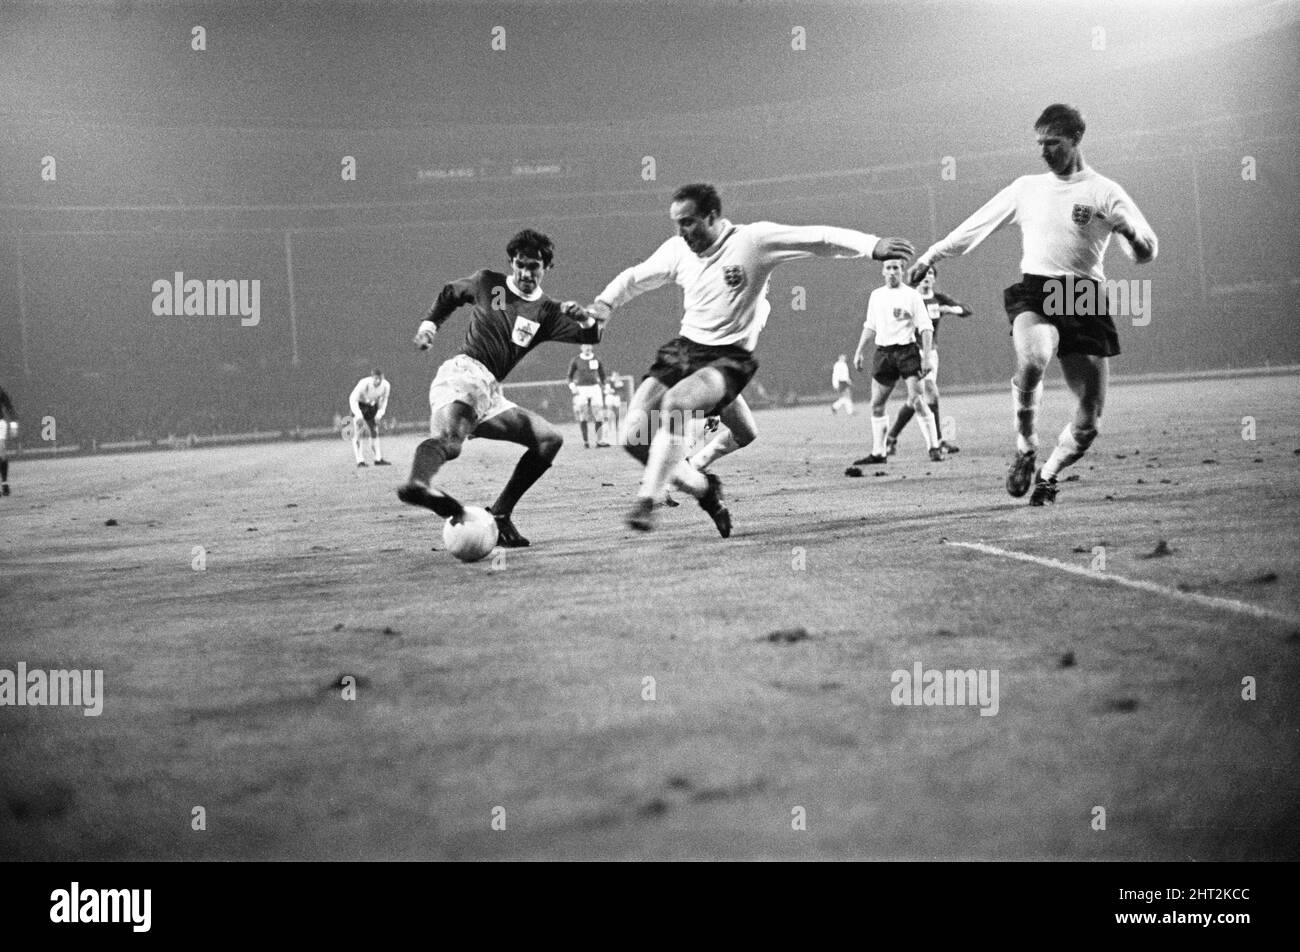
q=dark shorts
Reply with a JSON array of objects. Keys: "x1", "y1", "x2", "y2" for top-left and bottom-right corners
[
  {"x1": 643, "y1": 336, "x2": 759, "y2": 414},
  {"x1": 357, "y1": 402, "x2": 379, "y2": 432},
  {"x1": 1003, "y1": 274, "x2": 1121, "y2": 358},
  {"x1": 872, "y1": 343, "x2": 923, "y2": 386}
]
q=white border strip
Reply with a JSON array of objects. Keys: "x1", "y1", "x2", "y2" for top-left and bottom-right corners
[{"x1": 947, "y1": 541, "x2": 1300, "y2": 626}]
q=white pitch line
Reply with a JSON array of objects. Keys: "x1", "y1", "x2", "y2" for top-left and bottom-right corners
[{"x1": 946, "y1": 540, "x2": 1300, "y2": 627}]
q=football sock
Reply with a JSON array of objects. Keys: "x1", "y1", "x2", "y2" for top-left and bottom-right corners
[
  {"x1": 1013, "y1": 380, "x2": 1043, "y2": 454},
  {"x1": 580, "y1": 421, "x2": 590, "y2": 445},
  {"x1": 492, "y1": 449, "x2": 552, "y2": 516},
  {"x1": 408, "y1": 439, "x2": 448, "y2": 486},
  {"x1": 352, "y1": 433, "x2": 365, "y2": 464},
  {"x1": 871, "y1": 415, "x2": 889, "y2": 456},
  {"x1": 639, "y1": 426, "x2": 681, "y2": 501},
  {"x1": 888, "y1": 404, "x2": 914, "y2": 440},
  {"x1": 929, "y1": 401, "x2": 941, "y2": 439},
  {"x1": 372, "y1": 436, "x2": 383, "y2": 463},
  {"x1": 915, "y1": 403, "x2": 939, "y2": 450},
  {"x1": 689, "y1": 429, "x2": 739, "y2": 472},
  {"x1": 0, "y1": 459, "x2": 7, "y2": 481},
  {"x1": 1042, "y1": 424, "x2": 1097, "y2": 480},
  {"x1": 669, "y1": 460, "x2": 709, "y2": 498}
]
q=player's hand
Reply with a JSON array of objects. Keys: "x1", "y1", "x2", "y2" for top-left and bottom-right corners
[
  {"x1": 921, "y1": 352, "x2": 934, "y2": 373},
  {"x1": 871, "y1": 236, "x2": 914, "y2": 262},
  {"x1": 581, "y1": 301, "x2": 613, "y2": 329},
  {"x1": 413, "y1": 320, "x2": 438, "y2": 350},
  {"x1": 905, "y1": 258, "x2": 934, "y2": 286},
  {"x1": 560, "y1": 300, "x2": 587, "y2": 320},
  {"x1": 568, "y1": 383, "x2": 578, "y2": 394},
  {"x1": 853, "y1": 352, "x2": 865, "y2": 372}
]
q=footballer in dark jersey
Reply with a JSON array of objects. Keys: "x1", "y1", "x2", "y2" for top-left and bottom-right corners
[{"x1": 397, "y1": 229, "x2": 602, "y2": 547}]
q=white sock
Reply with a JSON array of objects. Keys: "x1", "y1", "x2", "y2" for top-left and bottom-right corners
[
  {"x1": 372, "y1": 437, "x2": 383, "y2": 462},
  {"x1": 1013, "y1": 380, "x2": 1043, "y2": 454},
  {"x1": 689, "y1": 430, "x2": 739, "y2": 472},
  {"x1": 915, "y1": 404, "x2": 939, "y2": 450},
  {"x1": 871, "y1": 415, "x2": 889, "y2": 456},
  {"x1": 1042, "y1": 426, "x2": 1085, "y2": 480},
  {"x1": 352, "y1": 436, "x2": 364, "y2": 463},
  {"x1": 669, "y1": 460, "x2": 709, "y2": 497},
  {"x1": 639, "y1": 427, "x2": 680, "y2": 501}
]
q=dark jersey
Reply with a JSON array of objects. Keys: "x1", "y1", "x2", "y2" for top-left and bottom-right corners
[
  {"x1": 0, "y1": 387, "x2": 13, "y2": 417},
  {"x1": 567, "y1": 355, "x2": 605, "y2": 388},
  {"x1": 918, "y1": 290, "x2": 972, "y2": 346},
  {"x1": 423, "y1": 269, "x2": 600, "y2": 382}
]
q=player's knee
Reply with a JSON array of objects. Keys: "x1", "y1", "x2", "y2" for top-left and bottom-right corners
[
  {"x1": 423, "y1": 434, "x2": 461, "y2": 461},
  {"x1": 536, "y1": 428, "x2": 563, "y2": 460},
  {"x1": 733, "y1": 429, "x2": 755, "y2": 449}
]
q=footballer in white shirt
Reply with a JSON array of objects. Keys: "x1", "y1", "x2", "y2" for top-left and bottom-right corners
[
  {"x1": 348, "y1": 370, "x2": 392, "y2": 467},
  {"x1": 846, "y1": 259, "x2": 942, "y2": 473},
  {"x1": 584, "y1": 183, "x2": 914, "y2": 535},
  {"x1": 908, "y1": 104, "x2": 1158, "y2": 505}
]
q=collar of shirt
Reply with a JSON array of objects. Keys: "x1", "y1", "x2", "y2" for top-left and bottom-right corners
[
  {"x1": 505, "y1": 275, "x2": 543, "y2": 302},
  {"x1": 697, "y1": 220, "x2": 737, "y2": 258}
]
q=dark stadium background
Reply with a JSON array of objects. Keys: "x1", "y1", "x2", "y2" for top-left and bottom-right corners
[{"x1": 1, "y1": 0, "x2": 1296, "y2": 444}]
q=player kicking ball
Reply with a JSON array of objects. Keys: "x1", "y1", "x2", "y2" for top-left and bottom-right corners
[
  {"x1": 845, "y1": 258, "x2": 942, "y2": 475},
  {"x1": 397, "y1": 229, "x2": 600, "y2": 546},
  {"x1": 582, "y1": 182, "x2": 913, "y2": 535},
  {"x1": 908, "y1": 104, "x2": 1157, "y2": 505}
]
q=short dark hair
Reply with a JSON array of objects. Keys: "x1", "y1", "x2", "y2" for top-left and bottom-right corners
[
  {"x1": 507, "y1": 229, "x2": 555, "y2": 268},
  {"x1": 672, "y1": 183, "x2": 722, "y2": 218},
  {"x1": 919, "y1": 263, "x2": 937, "y2": 278},
  {"x1": 371, "y1": 368, "x2": 383, "y2": 377},
  {"x1": 1035, "y1": 103, "x2": 1085, "y2": 142}
]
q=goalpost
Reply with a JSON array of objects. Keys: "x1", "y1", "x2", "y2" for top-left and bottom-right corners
[{"x1": 500, "y1": 375, "x2": 636, "y2": 428}]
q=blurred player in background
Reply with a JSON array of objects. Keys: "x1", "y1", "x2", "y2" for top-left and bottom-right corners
[
  {"x1": 886, "y1": 265, "x2": 971, "y2": 454},
  {"x1": 845, "y1": 258, "x2": 941, "y2": 475},
  {"x1": 348, "y1": 369, "x2": 391, "y2": 467},
  {"x1": 567, "y1": 344, "x2": 610, "y2": 448},
  {"x1": 830, "y1": 353, "x2": 854, "y2": 414},
  {"x1": 0, "y1": 385, "x2": 15, "y2": 496},
  {"x1": 908, "y1": 104, "x2": 1157, "y2": 504},
  {"x1": 601, "y1": 372, "x2": 624, "y2": 440},
  {"x1": 398, "y1": 228, "x2": 600, "y2": 547},
  {"x1": 583, "y1": 182, "x2": 913, "y2": 534}
]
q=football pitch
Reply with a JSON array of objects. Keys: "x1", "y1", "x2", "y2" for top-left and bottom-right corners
[{"x1": 2, "y1": 372, "x2": 1298, "y2": 861}]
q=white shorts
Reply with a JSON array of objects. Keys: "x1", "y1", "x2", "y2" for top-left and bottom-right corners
[
  {"x1": 572, "y1": 385, "x2": 603, "y2": 421},
  {"x1": 0, "y1": 421, "x2": 14, "y2": 454},
  {"x1": 428, "y1": 355, "x2": 516, "y2": 430}
]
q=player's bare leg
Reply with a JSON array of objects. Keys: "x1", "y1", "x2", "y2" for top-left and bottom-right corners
[
  {"x1": 397, "y1": 402, "x2": 475, "y2": 518},
  {"x1": 1008, "y1": 312, "x2": 1058, "y2": 496},
  {"x1": 904, "y1": 376, "x2": 943, "y2": 462},
  {"x1": 689, "y1": 395, "x2": 757, "y2": 472},
  {"x1": 472, "y1": 407, "x2": 564, "y2": 546},
  {"x1": 369, "y1": 420, "x2": 389, "y2": 465},
  {"x1": 351, "y1": 421, "x2": 367, "y2": 466},
  {"x1": 1033, "y1": 353, "x2": 1107, "y2": 505}
]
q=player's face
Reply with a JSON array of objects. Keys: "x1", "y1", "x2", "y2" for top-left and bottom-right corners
[
  {"x1": 882, "y1": 260, "x2": 903, "y2": 287},
  {"x1": 1036, "y1": 129, "x2": 1078, "y2": 175},
  {"x1": 511, "y1": 255, "x2": 546, "y2": 294},
  {"x1": 371, "y1": 373, "x2": 382, "y2": 386},
  {"x1": 918, "y1": 270, "x2": 935, "y2": 295},
  {"x1": 670, "y1": 200, "x2": 720, "y2": 255}
]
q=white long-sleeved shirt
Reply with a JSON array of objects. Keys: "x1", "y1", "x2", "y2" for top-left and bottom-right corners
[
  {"x1": 596, "y1": 220, "x2": 879, "y2": 352},
  {"x1": 921, "y1": 168, "x2": 1158, "y2": 282},
  {"x1": 349, "y1": 377, "x2": 390, "y2": 417},
  {"x1": 864, "y1": 285, "x2": 933, "y2": 347}
]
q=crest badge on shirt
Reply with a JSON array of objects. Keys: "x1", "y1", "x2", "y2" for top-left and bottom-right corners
[
  {"x1": 893, "y1": 307, "x2": 903, "y2": 319},
  {"x1": 511, "y1": 315, "x2": 541, "y2": 347},
  {"x1": 722, "y1": 265, "x2": 745, "y2": 289},
  {"x1": 1071, "y1": 204, "x2": 1095, "y2": 225}
]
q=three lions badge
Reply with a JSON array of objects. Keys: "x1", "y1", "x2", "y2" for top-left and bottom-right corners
[{"x1": 1071, "y1": 204, "x2": 1094, "y2": 226}]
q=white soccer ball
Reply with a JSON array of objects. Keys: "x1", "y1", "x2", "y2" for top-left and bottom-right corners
[{"x1": 442, "y1": 506, "x2": 499, "y2": 563}]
